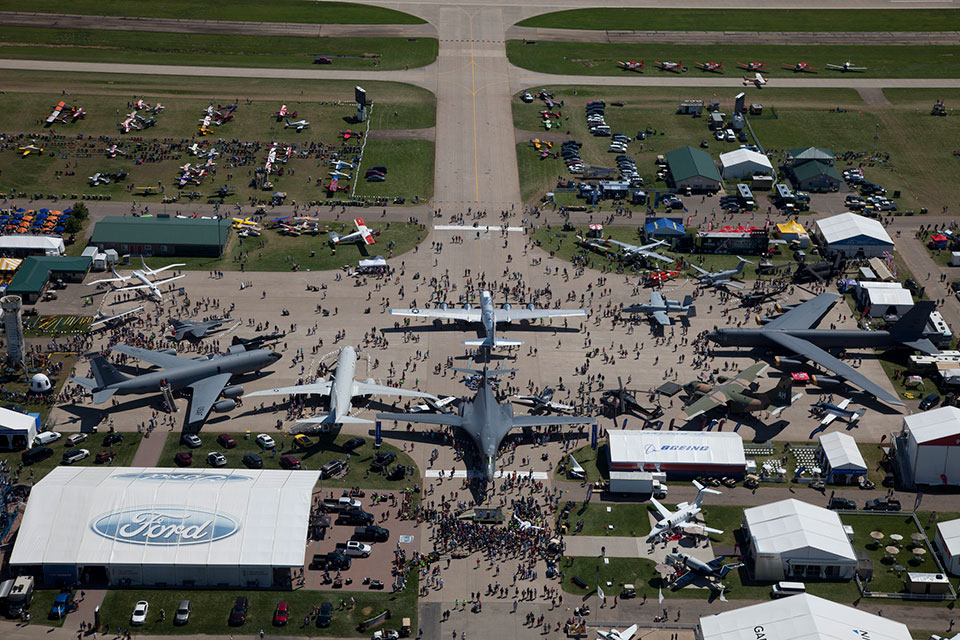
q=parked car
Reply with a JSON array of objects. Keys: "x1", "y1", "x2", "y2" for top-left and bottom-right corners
[
  {"x1": 130, "y1": 600, "x2": 149, "y2": 626},
  {"x1": 919, "y1": 393, "x2": 941, "y2": 411},
  {"x1": 273, "y1": 602, "x2": 289, "y2": 626},
  {"x1": 280, "y1": 455, "x2": 302, "y2": 470},
  {"x1": 320, "y1": 458, "x2": 346, "y2": 478},
  {"x1": 95, "y1": 450, "x2": 117, "y2": 464},
  {"x1": 341, "y1": 508, "x2": 374, "y2": 525},
  {"x1": 174, "y1": 451, "x2": 193, "y2": 466},
  {"x1": 293, "y1": 434, "x2": 314, "y2": 449},
  {"x1": 353, "y1": 525, "x2": 390, "y2": 542},
  {"x1": 49, "y1": 591, "x2": 74, "y2": 620},
  {"x1": 34, "y1": 431, "x2": 61, "y2": 446},
  {"x1": 228, "y1": 596, "x2": 249, "y2": 626},
  {"x1": 864, "y1": 498, "x2": 902, "y2": 511},
  {"x1": 316, "y1": 602, "x2": 333, "y2": 628},
  {"x1": 181, "y1": 434, "x2": 202, "y2": 448},
  {"x1": 342, "y1": 437, "x2": 365, "y2": 451},
  {"x1": 341, "y1": 540, "x2": 372, "y2": 557},
  {"x1": 174, "y1": 600, "x2": 191, "y2": 625},
  {"x1": 102, "y1": 433, "x2": 123, "y2": 446},
  {"x1": 22, "y1": 446, "x2": 53, "y2": 465},
  {"x1": 207, "y1": 451, "x2": 227, "y2": 467},
  {"x1": 217, "y1": 434, "x2": 237, "y2": 449},
  {"x1": 256, "y1": 434, "x2": 276, "y2": 450},
  {"x1": 371, "y1": 451, "x2": 396, "y2": 471},
  {"x1": 827, "y1": 496, "x2": 856, "y2": 510},
  {"x1": 62, "y1": 449, "x2": 90, "y2": 465},
  {"x1": 66, "y1": 433, "x2": 88, "y2": 446},
  {"x1": 311, "y1": 552, "x2": 351, "y2": 570},
  {"x1": 242, "y1": 453, "x2": 263, "y2": 469}
]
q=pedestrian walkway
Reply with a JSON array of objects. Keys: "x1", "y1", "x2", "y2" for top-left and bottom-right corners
[
  {"x1": 130, "y1": 430, "x2": 167, "y2": 467},
  {"x1": 425, "y1": 469, "x2": 548, "y2": 479},
  {"x1": 433, "y1": 225, "x2": 525, "y2": 232}
]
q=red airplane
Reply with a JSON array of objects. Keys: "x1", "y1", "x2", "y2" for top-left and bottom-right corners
[
  {"x1": 654, "y1": 60, "x2": 684, "y2": 73},
  {"x1": 540, "y1": 111, "x2": 561, "y2": 119},
  {"x1": 273, "y1": 104, "x2": 297, "y2": 121},
  {"x1": 695, "y1": 61, "x2": 724, "y2": 73},
  {"x1": 340, "y1": 130, "x2": 363, "y2": 140},
  {"x1": 644, "y1": 270, "x2": 681, "y2": 287},
  {"x1": 617, "y1": 60, "x2": 644, "y2": 72},
  {"x1": 737, "y1": 61, "x2": 767, "y2": 72},
  {"x1": 782, "y1": 61, "x2": 817, "y2": 73}
]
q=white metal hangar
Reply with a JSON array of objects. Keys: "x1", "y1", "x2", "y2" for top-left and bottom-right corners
[
  {"x1": 10, "y1": 467, "x2": 320, "y2": 587},
  {"x1": 895, "y1": 406, "x2": 960, "y2": 487},
  {"x1": 698, "y1": 593, "x2": 911, "y2": 640},
  {"x1": 607, "y1": 429, "x2": 746, "y2": 479},
  {"x1": 742, "y1": 498, "x2": 857, "y2": 581},
  {"x1": 814, "y1": 212, "x2": 894, "y2": 258}
]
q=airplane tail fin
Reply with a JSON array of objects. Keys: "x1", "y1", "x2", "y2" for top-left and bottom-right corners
[
  {"x1": 765, "y1": 376, "x2": 794, "y2": 408},
  {"x1": 692, "y1": 480, "x2": 722, "y2": 505},
  {"x1": 686, "y1": 305, "x2": 697, "y2": 318},
  {"x1": 328, "y1": 231, "x2": 341, "y2": 244},
  {"x1": 88, "y1": 354, "x2": 128, "y2": 388},
  {"x1": 718, "y1": 563, "x2": 742, "y2": 578},
  {"x1": 891, "y1": 301, "x2": 936, "y2": 339},
  {"x1": 682, "y1": 295, "x2": 693, "y2": 307}
]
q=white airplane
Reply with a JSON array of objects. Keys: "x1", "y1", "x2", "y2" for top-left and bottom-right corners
[
  {"x1": 410, "y1": 394, "x2": 458, "y2": 413},
  {"x1": 87, "y1": 258, "x2": 186, "y2": 301},
  {"x1": 390, "y1": 289, "x2": 587, "y2": 350},
  {"x1": 105, "y1": 144, "x2": 125, "y2": 158},
  {"x1": 513, "y1": 513, "x2": 543, "y2": 531},
  {"x1": 284, "y1": 118, "x2": 310, "y2": 132},
  {"x1": 813, "y1": 398, "x2": 866, "y2": 426},
  {"x1": 90, "y1": 305, "x2": 144, "y2": 329},
  {"x1": 827, "y1": 61, "x2": 867, "y2": 72},
  {"x1": 597, "y1": 624, "x2": 638, "y2": 640},
  {"x1": 89, "y1": 173, "x2": 110, "y2": 186},
  {"x1": 743, "y1": 72, "x2": 767, "y2": 87},
  {"x1": 512, "y1": 386, "x2": 575, "y2": 414},
  {"x1": 647, "y1": 480, "x2": 723, "y2": 541},
  {"x1": 329, "y1": 217, "x2": 377, "y2": 246},
  {"x1": 331, "y1": 160, "x2": 355, "y2": 170},
  {"x1": 330, "y1": 170, "x2": 352, "y2": 180},
  {"x1": 244, "y1": 345, "x2": 436, "y2": 428},
  {"x1": 604, "y1": 238, "x2": 673, "y2": 263}
]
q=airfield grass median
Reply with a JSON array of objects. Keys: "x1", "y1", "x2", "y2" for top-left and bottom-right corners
[
  {"x1": 157, "y1": 431, "x2": 421, "y2": 491},
  {"x1": 506, "y1": 41, "x2": 960, "y2": 79},
  {"x1": 0, "y1": 26, "x2": 437, "y2": 71},
  {"x1": 25, "y1": 0, "x2": 425, "y2": 24},
  {"x1": 97, "y1": 576, "x2": 419, "y2": 637}
]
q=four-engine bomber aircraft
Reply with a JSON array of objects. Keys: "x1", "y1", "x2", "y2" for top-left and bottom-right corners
[
  {"x1": 690, "y1": 257, "x2": 753, "y2": 289},
  {"x1": 708, "y1": 293, "x2": 937, "y2": 406},
  {"x1": 604, "y1": 238, "x2": 673, "y2": 264},
  {"x1": 377, "y1": 366, "x2": 594, "y2": 481},
  {"x1": 245, "y1": 345, "x2": 436, "y2": 428},
  {"x1": 390, "y1": 289, "x2": 586, "y2": 350},
  {"x1": 72, "y1": 345, "x2": 282, "y2": 425}
]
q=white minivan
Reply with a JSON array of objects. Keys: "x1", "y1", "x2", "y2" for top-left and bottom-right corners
[
  {"x1": 35, "y1": 431, "x2": 62, "y2": 446},
  {"x1": 771, "y1": 581, "x2": 806, "y2": 598}
]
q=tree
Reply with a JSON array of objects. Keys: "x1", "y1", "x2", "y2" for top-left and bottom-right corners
[{"x1": 70, "y1": 201, "x2": 89, "y2": 221}]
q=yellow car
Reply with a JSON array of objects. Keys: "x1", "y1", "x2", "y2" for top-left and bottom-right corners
[{"x1": 293, "y1": 434, "x2": 314, "y2": 449}]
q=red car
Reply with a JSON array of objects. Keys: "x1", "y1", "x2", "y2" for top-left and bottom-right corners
[
  {"x1": 273, "y1": 602, "x2": 289, "y2": 626},
  {"x1": 217, "y1": 434, "x2": 237, "y2": 449},
  {"x1": 95, "y1": 450, "x2": 116, "y2": 464},
  {"x1": 280, "y1": 455, "x2": 301, "y2": 470},
  {"x1": 174, "y1": 451, "x2": 192, "y2": 466}
]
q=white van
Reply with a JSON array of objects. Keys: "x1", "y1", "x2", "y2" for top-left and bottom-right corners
[
  {"x1": 34, "y1": 431, "x2": 62, "y2": 446},
  {"x1": 771, "y1": 581, "x2": 806, "y2": 598}
]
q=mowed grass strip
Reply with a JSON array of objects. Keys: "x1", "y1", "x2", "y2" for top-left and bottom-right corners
[
  {"x1": 506, "y1": 41, "x2": 960, "y2": 79},
  {"x1": 517, "y1": 8, "x2": 959, "y2": 32},
  {"x1": 0, "y1": 431, "x2": 144, "y2": 484},
  {"x1": 24, "y1": 0, "x2": 425, "y2": 24},
  {"x1": 0, "y1": 26, "x2": 438, "y2": 71}
]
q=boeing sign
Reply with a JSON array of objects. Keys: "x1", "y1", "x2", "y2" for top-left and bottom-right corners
[
  {"x1": 91, "y1": 508, "x2": 240, "y2": 545},
  {"x1": 644, "y1": 444, "x2": 709, "y2": 454}
]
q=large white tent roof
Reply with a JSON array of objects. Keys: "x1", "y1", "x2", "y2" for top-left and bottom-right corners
[
  {"x1": 937, "y1": 518, "x2": 960, "y2": 557},
  {"x1": 0, "y1": 235, "x2": 65, "y2": 252},
  {"x1": 815, "y1": 213, "x2": 893, "y2": 246},
  {"x1": 10, "y1": 467, "x2": 320, "y2": 568},
  {"x1": 0, "y1": 407, "x2": 36, "y2": 433},
  {"x1": 607, "y1": 430, "x2": 745, "y2": 467},
  {"x1": 699, "y1": 593, "x2": 911, "y2": 640},
  {"x1": 744, "y1": 498, "x2": 856, "y2": 560},
  {"x1": 818, "y1": 432, "x2": 867, "y2": 472},
  {"x1": 904, "y1": 406, "x2": 960, "y2": 444},
  {"x1": 718, "y1": 148, "x2": 773, "y2": 171}
]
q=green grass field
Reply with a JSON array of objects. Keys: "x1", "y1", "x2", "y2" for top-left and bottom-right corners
[
  {"x1": 25, "y1": 0, "x2": 425, "y2": 24},
  {"x1": 0, "y1": 75, "x2": 436, "y2": 205},
  {"x1": 557, "y1": 501, "x2": 653, "y2": 537},
  {"x1": 0, "y1": 431, "x2": 144, "y2": 484},
  {"x1": 157, "y1": 431, "x2": 420, "y2": 490},
  {"x1": 0, "y1": 26, "x2": 437, "y2": 71},
  {"x1": 506, "y1": 41, "x2": 960, "y2": 79},
  {"x1": 138, "y1": 219, "x2": 424, "y2": 272},
  {"x1": 516, "y1": 9, "x2": 958, "y2": 32},
  {"x1": 97, "y1": 577, "x2": 418, "y2": 637},
  {"x1": 553, "y1": 443, "x2": 608, "y2": 483}
]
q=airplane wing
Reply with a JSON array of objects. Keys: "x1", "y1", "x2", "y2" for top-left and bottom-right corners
[
  {"x1": 701, "y1": 525, "x2": 724, "y2": 535},
  {"x1": 650, "y1": 291, "x2": 665, "y2": 307},
  {"x1": 146, "y1": 263, "x2": 186, "y2": 276},
  {"x1": 86, "y1": 276, "x2": 126, "y2": 287},
  {"x1": 351, "y1": 380, "x2": 436, "y2": 400},
  {"x1": 765, "y1": 332, "x2": 903, "y2": 406},
  {"x1": 186, "y1": 372, "x2": 232, "y2": 424},
  {"x1": 511, "y1": 415, "x2": 594, "y2": 428},
  {"x1": 670, "y1": 570, "x2": 698, "y2": 589},
  {"x1": 496, "y1": 308, "x2": 587, "y2": 323},
  {"x1": 376, "y1": 411, "x2": 464, "y2": 428},
  {"x1": 820, "y1": 412, "x2": 838, "y2": 426},
  {"x1": 689, "y1": 264, "x2": 710, "y2": 276},
  {"x1": 734, "y1": 362, "x2": 769, "y2": 384},
  {"x1": 652, "y1": 311, "x2": 671, "y2": 326},
  {"x1": 244, "y1": 381, "x2": 333, "y2": 398},
  {"x1": 648, "y1": 496, "x2": 673, "y2": 520},
  {"x1": 90, "y1": 306, "x2": 143, "y2": 328},
  {"x1": 764, "y1": 292, "x2": 840, "y2": 331},
  {"x1": 389, "y1": 308, "x2": 483, "y2": 322},
  {"x1": 546, "y1": 401, "x2": 575, "y2": 412},
  {"x1": 681, "y1": 392, "x2": 727, "y2": 420},
  {"x1": 152, "y1": 274, "x2": 186, "y2": 287},
  {"x1": 619, "y1": 624, "x2": 638, "y2": 640},
  {"x1": 836, "y1": 398, "x2": 851, "y2": 410},
  {"x1": 639, "y1": 249, "x2": 674, "y2": 263},
  {"x1": 111, "y1": 344, "x2": 194, "y2": 369}
]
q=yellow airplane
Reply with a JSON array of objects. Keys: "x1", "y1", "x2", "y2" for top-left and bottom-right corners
[{"x1": 18, "y1": 143, "x2": 44, "y2": 157}]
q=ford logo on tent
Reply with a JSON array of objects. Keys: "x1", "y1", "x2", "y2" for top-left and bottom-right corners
[
  {"x1": 91, "y1": 508, "x2": 240, "y2": 545},
  {"x1": 111, "y1": 472, "x2": 250, "y2": 483}
]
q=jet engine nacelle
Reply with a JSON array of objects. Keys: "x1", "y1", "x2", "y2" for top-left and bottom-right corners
[
  {"x1": 221, "y1": 385, "x2": 244, "y2": 398},
  {"x1": 440, "y1": 302, "x2": 448, "y2": 310},
  {"x1": 527, "y1": 303, "x2": 536, "y2": 311},
  {"x1": 463, "y1": 303, "x2": 472, "y2": 310},
  {"x1": 502, "y1": 303, "x2": 511, "y2": 310},
  {"x1": 810, "y1": 375, "x2": 845, "y2": 388},
  {"x1": 212, "y1": 399, "x2": 236, "y2": 413},
  {"x1": 773, "y1": 356, "x2": 804, "y2": 369}
]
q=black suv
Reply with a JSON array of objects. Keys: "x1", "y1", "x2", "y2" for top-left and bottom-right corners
[
  {"x1": 316, "y1": 602, "x2": 333, "y2": 628},
  {"x1": 864, "y1": 498, "x2": 902, "y2": 512},
  {"x1": 228, "y1": 597, "x2": 249, "y2": 626},
  {"x1": 919, "y1": 393, "x2": 941, "y2": 411},
  {"x1": 311, "y1": 552, "x2": 351, "y2": 570},
  {"x1": 827, "y1": 496, "x2": 857, "y2": 510},
  {"x1": 371, "y1": 451, "x2": 396, "y2": 471},
  {"x1": 354, "y1": 525, "x2": 390, "y2": 542},
  {"x1": 341, "y1": 508, "x2": 374, "y2": 525}
]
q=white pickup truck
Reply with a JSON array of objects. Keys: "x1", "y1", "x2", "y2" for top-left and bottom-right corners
[{"x1": 336, "y1": 540, "x2": 372, "y2": 557}]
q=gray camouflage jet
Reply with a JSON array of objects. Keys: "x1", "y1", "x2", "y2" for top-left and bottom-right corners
[
  {"x1": 377, "y1": 366, "x2": 594, "y2": 481},
  {"x1": 71, "y1": 344, "x2": 282, "y2": 424},
  {"x1": 170, "y1": 317, "x2": 233, "y2": 342},
  {"x1": 690, "y1": 257, "x2": 753, "y2": 289},
  {"x1": 623, "y1": 292, "x2": 696, "y2": 326}
]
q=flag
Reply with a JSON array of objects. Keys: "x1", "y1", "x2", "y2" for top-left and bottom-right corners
[
  {"x1": 658, "y1": 587, "x2": 664, "y2": 604},
  {"x1": 719, "y1": 590, "x2": 727, "y2": 603},
  {"x1": 598, "y1": 584, "x2": 605, "y2": 603}
]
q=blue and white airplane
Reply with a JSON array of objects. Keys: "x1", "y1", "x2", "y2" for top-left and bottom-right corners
[{"x1": 812, "y1": 398, "x2": 865, "y2": 426}]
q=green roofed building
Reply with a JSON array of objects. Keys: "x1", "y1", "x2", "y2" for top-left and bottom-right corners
[
  {"x1": 665, "y1": 146, "x2": 722, "y2": 192},
  {"x1": 6, "y1": 256, "x2": 92, "y2": 303},
  {"x1": 91, "y1": 216, "x2": 229, "y2": 257},
  {"x1": 789, "y1": 160, "x2": 842, "y2": 193},
  {"x1": 787, "y1": 147, "x2": 835, "y2": 167}
]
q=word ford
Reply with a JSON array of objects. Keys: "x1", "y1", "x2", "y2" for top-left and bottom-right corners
[{"x1": 91, "y1": 508, "x2": 240, "y2": 545}]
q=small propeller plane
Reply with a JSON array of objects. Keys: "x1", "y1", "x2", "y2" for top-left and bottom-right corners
[
  {"x1": 329, "y1": 217, "x2": 377, "y2": 246},
  {"x1": 597, "y1": 625, "x2": 638, "y2": 640},
  {"x1": 512, "y1": 386, "x2": 575, "y2": 414},
  {"x1": 18, "y1": 143, "x2": 44, "y2": 157},
  {"x1": 89, "y1": 173, "x2": 111, "y2": 186},
  {"x1": 512, "y1": 513, "x2": 543, "y2": 531},
  {"x1": 655, "y1": 60, "x2": 685, "y2": 73},
  {"x1": 284, "y1": 118, "x2": 311, "y2": 132},
  {"x1": 329, "y1": 170, "x2": 352, "y2": 179},
  {"x1": 695, "y1": 61, "x2": 724, "y2": 73},
  {"x1": 105, "y1": 144, "x2": 125, "y2": 158},
  {"x1": 737, "y1": 61, "x2": 767, "y2": 71},
  {"x1": 617, "y1": 60, "x2": 644, "y2": 72},
  {"x1": 45, "y1": 101, "x2": 66, "y2": 126},
  {"x1": 782, "y1": 61, "x2": 817, "y2": 73},
  {"x1": 273, "y1": 104, "x2": 296, "y2": 120},
  {"x1": 812, "y1": 397, "x2": 865, "y2": 426},
  {"x1": 826, "y1": 60, "x2": 867, "y2": 72},
  {"x1": 340, "y1": 129, "x2": 363, "y2": 140},
  {"x1": 90, "y1": 305, "x2": 144, "y2": 330},
  {"x1": 330, "y1": 159, "x2": 355, "y2": 170},
  {"x1": 743, "y1": 72, "x2": 767, "y2": 88}
]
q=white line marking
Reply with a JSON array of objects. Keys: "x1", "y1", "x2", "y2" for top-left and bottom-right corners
[{"x1": 434, "y1": 225, "x2": 525, "y2": 232}]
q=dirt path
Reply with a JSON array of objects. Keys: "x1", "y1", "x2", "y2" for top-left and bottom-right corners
[
  {"x1": 858, "y1": 87, "x2": 892, "y2": 106},
  {"x1": 367, "y1": 127, "x2": 435, "y2": 141}
]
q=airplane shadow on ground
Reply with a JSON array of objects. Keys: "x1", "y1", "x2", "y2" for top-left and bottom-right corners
[{"x1": 58, "y1": 396, "x2": 158, "y2": 432}]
